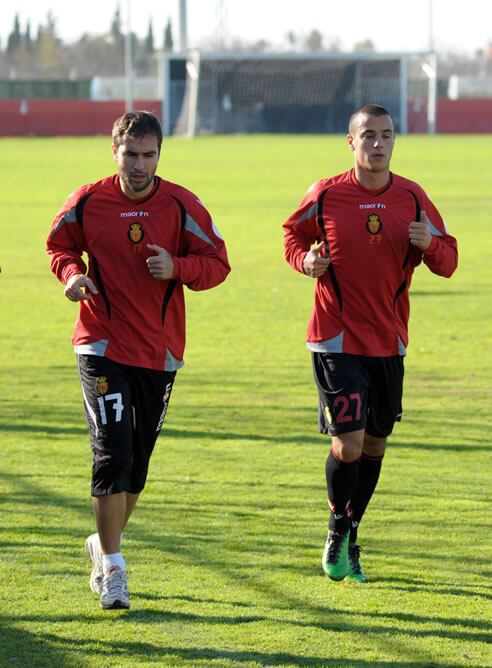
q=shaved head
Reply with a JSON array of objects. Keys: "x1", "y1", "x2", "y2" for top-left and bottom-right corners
[{"x1": 349, "y1": 104, "x2": 394, "y2": 135}]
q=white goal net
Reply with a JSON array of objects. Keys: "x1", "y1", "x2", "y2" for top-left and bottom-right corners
[{"x1": 163, "y1": 51, "x2": 433, "y2": 136}]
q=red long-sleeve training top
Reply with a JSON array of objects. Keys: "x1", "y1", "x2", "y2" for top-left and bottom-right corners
[
  {"x1": 283, "y1": 169, "x2": 458, "y2": 357},
  {"x1": 47, "y1": 175, "x2": 230, "y2": 371}
]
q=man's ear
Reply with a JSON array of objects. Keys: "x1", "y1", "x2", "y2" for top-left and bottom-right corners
[{"x1": 347, "y1": 134, "x2": 355, "y2": 151}]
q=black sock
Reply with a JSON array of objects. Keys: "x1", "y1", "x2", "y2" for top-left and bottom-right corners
[
  {"x1": 325, "y1": 449, "x2": 359, "y2": 533},
  {"x1": 348, "y1": 452, "x2": 383, "y2": 543}
]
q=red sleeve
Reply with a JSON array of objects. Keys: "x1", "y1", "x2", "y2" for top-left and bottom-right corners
[
  {"x1": 46, "y1": 187, "x2": 92, "y2": 285},
  {"x1": 418, "y1": 191, "x2": 458, "y2": 278},
  {"x1": 283, "y1": 183, "x2": 323, "y2": 274},
  {"x1": 171, "y1": 196, "x2": 230, "y2": 291}
]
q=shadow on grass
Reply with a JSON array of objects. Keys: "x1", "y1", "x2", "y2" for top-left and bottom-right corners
[
  {"x1": 1, "y1": 383, "x2": 488, "y2": 454},
  {"x1": 108, "y1": 606, "x2": 490, "y2": 641},
  {"x1": 387, "y1": 439, "x2": 489, "y2": 453},
  {"x1": 1, "y1": 624, "x2": 459, "y2": 668},
  {"x1": 2, "y1": 441, "x2": 489, "y2": 665},
  {"x1": 0, "y1": 397, "x2": 87, "y2": 438},
  {"x1": 163, "y1": 427, "x2": 325, "y2": 445},
  {"x1": 1, "y1": 416, "x2": 489, "y2": 454},
  {"x1": 374, "y1": 575, "x2": 492, "y2": 601},
  {"x1": 409, "y1": 289, "x2": 466, "y2": 297},
  {"x1": 0, "y1": 618, "x2": 78, "y2": 668},
  {"x1": 0, "y1": 472, "x2": 88, "y2": 514},
  {"x1": 0, "y1": 423, "x2": 87, "y2": 436},
  {"x1": 0, "y1": 396, "x2": 316, "y2": 444},
  {"x1": 4, "y1": 614, "x2": 487, "y2": 667},
  {"x1": 135, "y1": 591, "x2": 258, "y2": 607},
  {"x1": 0, "y1": 419, "x2": 321, "y2": 446}
]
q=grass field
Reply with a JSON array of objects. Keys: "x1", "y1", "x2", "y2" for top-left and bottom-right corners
[{"x1": 0, "y1": 133, "x2": 491, "y2": 667}]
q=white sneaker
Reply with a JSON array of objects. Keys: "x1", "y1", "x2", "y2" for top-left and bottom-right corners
[
  {"x1": 85, "y1": 533, "x2": 103, "y2": 594},
  {"x1": 100, "y1": 567, "x2": 130, "y2": 610}
]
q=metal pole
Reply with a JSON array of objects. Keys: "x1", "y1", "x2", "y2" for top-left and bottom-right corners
[
  {"x1": 161, "y1": 52, "x2": 171, "y2": 136},
  {"x1": 179, "y1": 0, "x2": 188, "y2": 51},
  {"x1": 425, "y1": 0, "x2": 437, "y2": 134},
  {"x1": 399, "y1": 56, "x2": 408, "y2": 134},
  {"x1": 216, "y1": 0, "x2": 228, "y2": 49},
  {"x1": 428, "y1": 0, "x2": 434, "y2": 52},
  {"x1": 186, "y1": 50, "x2": 200, "y2": 138},
  {"x1": 427, "y1": 52, "x2": 437, "y2": 134},
  {"x1": 125, "y1": 0, "x2": 133, "y2": 112}
]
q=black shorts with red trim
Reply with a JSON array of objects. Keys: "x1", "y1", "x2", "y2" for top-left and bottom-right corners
[
  {"x1": 312, "y1": 352, "x2": 404, "y2": 438},
  {"x1": 77, "y1": 354, "x2": 176, "y2": 496}
]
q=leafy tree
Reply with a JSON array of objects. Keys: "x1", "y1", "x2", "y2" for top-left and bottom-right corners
[
  {"x1": 25, "y1": 20, "x2": 32, "y2": 49},
  {"x1": 44, "y1": 10, "x2": 58, "y2": 40},
  {"x1": 145, "y1": 17, "x2": 154, "y2": 54},
  {"x1": 111, "y1": 2, "x2": 123, "y2": 41},
  {"x1": 35, "y1": 10, "x2": 62, "y2": 72},
  {"x1": 7, "y1": 14, "x2": 22, "y2": 54},
  {"x1": 251, "y1": 39, "x2": 270, "y2": 52},
  {"x1": 353, "y1": 39, "x2": 375, "y2": 51},
  {"x1": 286, "y1": 31, "x2": 297, "y2": 49},
  {"x1": 325, "y1": 36, "x2": 341, "y2": 52},
  {"x1": 163, "y1": 18, "x2": 173, "y2": 51},
  {"x1": 305, "y1": 29, "x2": 323, "y2": 52}
]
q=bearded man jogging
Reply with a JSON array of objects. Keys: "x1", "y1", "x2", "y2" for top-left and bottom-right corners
[{"x1": 47, "y1": 111, "x2": 230, "y2": 608}]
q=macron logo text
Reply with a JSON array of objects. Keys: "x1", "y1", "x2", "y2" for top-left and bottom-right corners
[
  {"x1": 359, "y1": 203, "x2": 386, "y2": 209},
  {"x1": 120, "y1": 211, "x2": 149, "y2": 218}
]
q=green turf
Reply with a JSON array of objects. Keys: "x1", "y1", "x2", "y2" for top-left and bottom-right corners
[{"x1": 0, "y1": 134, "x2": 490, "y2": 667}]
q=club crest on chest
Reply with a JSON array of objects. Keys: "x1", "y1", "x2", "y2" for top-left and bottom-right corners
[
  {"x1": 366, "y1": 214, "x2": 383, "y2": 235},
  {"x1": 128, "y1": 222, "x2": 144, "y2": 244}
]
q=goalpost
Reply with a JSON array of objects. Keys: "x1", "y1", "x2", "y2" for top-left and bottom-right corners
[{"x1": 161, "y1": 51, "x2": 436, "y2": 136}]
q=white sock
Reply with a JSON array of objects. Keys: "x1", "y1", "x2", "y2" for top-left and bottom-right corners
[{"x1": 103, "y1": 552, "x2": 126, "y2": 574}]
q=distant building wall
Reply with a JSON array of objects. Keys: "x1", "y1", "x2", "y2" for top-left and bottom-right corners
[
  {"x1": 436, "y1": 99, "x2": 492, "y2": 133},
  {"x1": 0, "y1": 99, "x2": 161, "y2": 136},
  {"x1": 0, "y1": 98, "x2": 491, "y2": 135},
  {"x1": 0, "y1": 79, "x2": 91, "y2": 99},
  {"x1": 406, "y1": 98, "x2": 492, "y2": 133},
  {"x1": 90, "y1": 77, "x2": 159, "y2": 101}
]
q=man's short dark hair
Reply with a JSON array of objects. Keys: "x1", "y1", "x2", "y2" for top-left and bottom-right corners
[
  {"x1": 348, "y1": 104, "x2": 393, "y2": 134},
  {"x1": 112, "y1": 111, "x2": 163, "y2": 153}
]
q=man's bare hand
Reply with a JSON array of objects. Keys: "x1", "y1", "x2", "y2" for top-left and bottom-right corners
[
  {"x1": 409, "y1": 210, "x2": 432, "y2": 250},
  {"x1": 303, "y1": 241, "x2": 331, "y2": 278},
  {"x1": 64, "y1": 274, "x2": 98, "y2": 302},
  {"x1": 146, "y1": 244, "x2": 174, "y2": 280}
]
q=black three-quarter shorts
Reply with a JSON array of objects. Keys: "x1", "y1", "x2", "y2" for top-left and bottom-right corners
[
  {"x1": 312, "y1": 352, "x2": 404, "y2": 438},
  {"x1": 77, "y1": 354, "x2": 176, "y2": 496}
]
